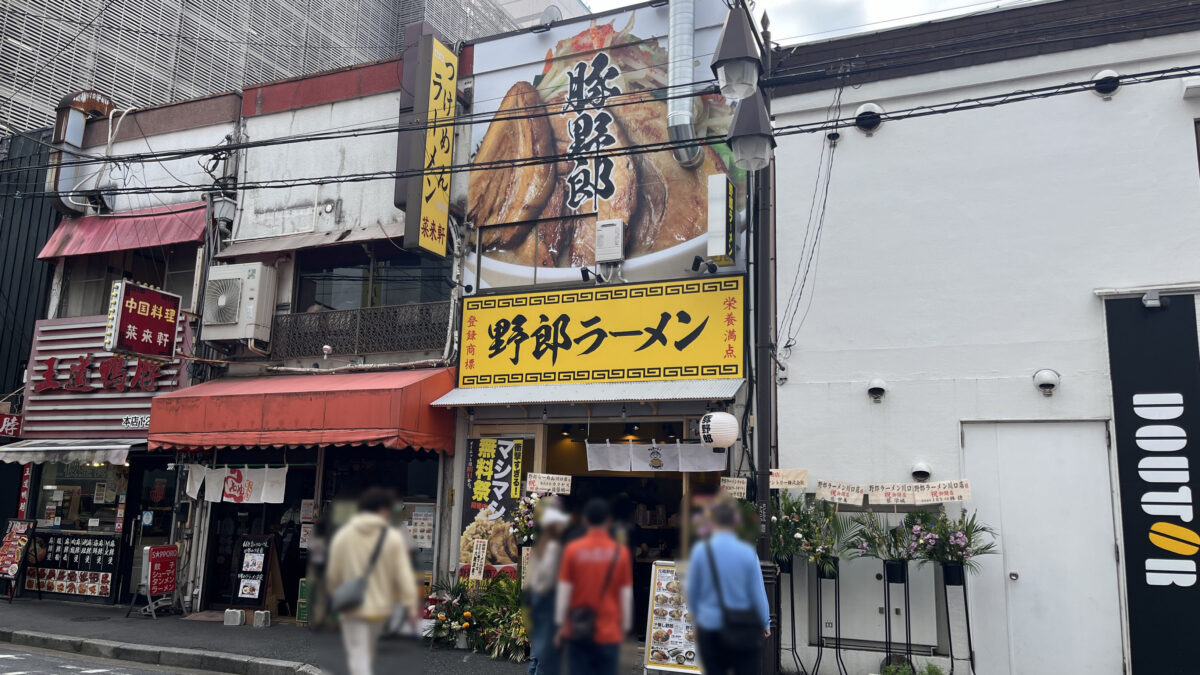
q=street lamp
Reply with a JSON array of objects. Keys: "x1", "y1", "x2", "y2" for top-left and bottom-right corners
[
  {"x1": 726, "y1": 90, "x2": 775, "y2": 171},
  {"x1": 710, "y1": 4, "x2": 762, "y2": 101},
  {"x1": 714, "y1": 5, "x2": 780, "y2": 675}
]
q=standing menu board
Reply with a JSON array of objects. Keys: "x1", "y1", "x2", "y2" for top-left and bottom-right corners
[
  {"x1": 644, "y1": 561, "x2": 700, "y2": 673},
  {"x1": 26, "y1": 532, "x2": 117, "y2": 598},
  {"x1": 231, "y1": 534, "x2": 286, "y2": 614},
  {"x1": 0, "y1": 520, "x2": 35, "y2": 600}
]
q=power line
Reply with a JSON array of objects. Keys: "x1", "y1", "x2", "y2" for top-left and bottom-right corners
[
  {"x1": 3, "y1": 62, "x2": 1199, "y2": 201},
  {"x1": 0, "y1": 79, "x2": 720, "y2": 177},
  {"x1": 778, "y1": 78, "x2": 843, "y2": 344}
]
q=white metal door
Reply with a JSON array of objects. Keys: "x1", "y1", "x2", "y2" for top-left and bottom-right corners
[{"x1": 963, "y1": 422, "x2": 1124, "y2": 675}]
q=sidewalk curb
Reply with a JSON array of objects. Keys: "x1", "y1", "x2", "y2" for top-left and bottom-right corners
[{"x1": 0, "y1": 628, "x2": 326, "y2": 674}]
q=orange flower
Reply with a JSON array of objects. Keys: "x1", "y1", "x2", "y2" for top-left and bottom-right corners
[
  {"x1": 463, "y1": 611, "x2": 472, "y2": 618},
  {"x1": 462, "y1": 622, "x2": 470, "y2": 629}
]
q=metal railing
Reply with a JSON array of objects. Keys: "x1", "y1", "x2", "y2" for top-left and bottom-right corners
[{"x1": 270, "y1": 301, "x2": 451, "y2": 359}]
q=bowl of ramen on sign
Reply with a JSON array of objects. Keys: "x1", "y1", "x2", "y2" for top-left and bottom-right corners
[{"x1": 467, "y1": 17, "x2": 742, "y2": 289}]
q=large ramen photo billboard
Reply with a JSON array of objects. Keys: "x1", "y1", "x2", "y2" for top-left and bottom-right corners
[{"x1": 463, "y1": 5, "x2": 746, "y2": 289}]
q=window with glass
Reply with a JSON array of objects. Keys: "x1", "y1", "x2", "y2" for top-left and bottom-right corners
[
  {"x1": 295, "y1": 243, "x2": 452, "y2": 312},
  {"x1": 35, "y1": 462, "x2": 129, "y2": 533},
  {"x1": 61, "y1": 245, "x2": 198, "y2": 318}
]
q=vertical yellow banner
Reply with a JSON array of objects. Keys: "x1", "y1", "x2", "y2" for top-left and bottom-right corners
[{"x1": 406, "y1": 35, "x2": 458, "y2": 257}]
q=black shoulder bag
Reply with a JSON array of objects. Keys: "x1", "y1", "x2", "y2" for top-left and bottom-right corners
[
  {"x1": 567, "y1": 545, "x2": 619, "y2": 642},
  {"x1": 704, "y1": 539, "x2": 765, "y2": 650}
]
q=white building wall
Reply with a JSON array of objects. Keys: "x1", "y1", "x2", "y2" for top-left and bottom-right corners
[
  {"x1": 771, "y1": 30, "x2": 1200, "y2": 672},
  {"x1": 774, "y1": 31, "x2": 1200, "y2": 484},
  {"x1": 76, "y1": 122, "x2": 235, "y2": 212},
  {"x1": 234, "y1": 91, "x2": 404, "y2": 239}
]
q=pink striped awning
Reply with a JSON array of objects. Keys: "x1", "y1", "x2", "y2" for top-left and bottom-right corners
[{"x1": 38, "y1": 201, "x2": 206, "y2": 259}]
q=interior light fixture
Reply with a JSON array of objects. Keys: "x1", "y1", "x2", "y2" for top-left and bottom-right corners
[
  {"x1": 541, "y1": 406, "x2": 548, "y2": 421},
  {"x1": 560, "y1": 424, "x2": 571, "y2": 436}
]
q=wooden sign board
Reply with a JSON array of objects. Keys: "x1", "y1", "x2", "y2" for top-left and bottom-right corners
[
  {"x1": 914, "y1": 480, "x2": 972, "y2": 505},
  {"x1": 867, "y1": 483, "x2": 918, "y2": 506},
  {"x1": 720, "y1": 477, "x2": 747, "y2": 499},
  {"x1": 469, "y1": 538, "x2": 488, "y2": 581},
  {"x1": 816, "y1": 480, "x2": 865, "y2": 505},
  {"x1": 526, "y1": 473, "x2": 572, "y2": 494},
  {"x1": 769, "y1": 468, "x2": 809, "y2": 490}
]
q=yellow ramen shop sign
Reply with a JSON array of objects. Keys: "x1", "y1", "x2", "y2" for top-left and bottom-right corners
[{"x1": 459, "y1": 278, "x2": 744, "y2": 387}]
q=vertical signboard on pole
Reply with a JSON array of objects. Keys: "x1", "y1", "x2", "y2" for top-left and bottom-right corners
[
  {"x1": 1105, "y1": 293, "x2": 1200, "y2": 671},
  {"x1": 403, "y1": 34, "x2": 458, "y2": 258}
]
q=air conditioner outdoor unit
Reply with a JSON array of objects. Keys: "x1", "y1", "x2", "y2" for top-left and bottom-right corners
[{"x1": 202, "y1": 262, "x2": 276, "y2": 343}]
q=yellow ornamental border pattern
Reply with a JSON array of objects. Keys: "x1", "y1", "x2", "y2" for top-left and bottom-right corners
[{"x1": 458, "y1": 277, "x2": 744, "y2": 387}]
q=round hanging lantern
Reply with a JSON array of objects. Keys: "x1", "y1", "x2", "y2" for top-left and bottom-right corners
[{"x1": 700, "y1": 412, "x2": 739, "y2": 447}]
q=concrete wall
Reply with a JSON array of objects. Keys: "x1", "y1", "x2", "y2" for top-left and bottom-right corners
[{"x1": 234, "y1": 91, "x2": 404, "y2": 240}]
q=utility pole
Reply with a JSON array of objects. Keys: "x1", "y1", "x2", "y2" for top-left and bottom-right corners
[
  {"x1": 753, "y1": 11, "x2": 779, "y2": 675},
  {"x1": 713, "y1": 3, "x2": 779, "y2": 672}
]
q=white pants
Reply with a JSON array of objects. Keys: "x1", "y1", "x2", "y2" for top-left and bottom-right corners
[{"x1": 340, "y1": 618, "x2": 385, "y2": 675}]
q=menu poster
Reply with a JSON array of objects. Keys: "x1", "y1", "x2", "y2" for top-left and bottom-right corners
[
  {"x1": 300, "y1": 499, "x2": 315, "y2": 524},
  {"x1": 644, "y1": 562, "x2": 700, "y2": 673},
  {"x1": 93, "y1": 483, "x2": 108, "y2": 504},
  {"x1": 239, "y1": 578, "x2": 262, "y2": 599},
  {"x1": 147, "y1": 545, "x2": 177, "y2": 596},
  {"x1": 408, "y1": 511, "x2": 434, "y2": 549},
  {"x1": 27, "y1": 532, "x2": 118, "y2": 597},
  {"x1": 243, "y1": 552, "x2": 265, "y2": 572},
  {"x1": 0, "y1": 519, "x2": 34, "y2": 583},
  {"x1": 299, "y1": 523, "x2": 313, "y2": 550}
]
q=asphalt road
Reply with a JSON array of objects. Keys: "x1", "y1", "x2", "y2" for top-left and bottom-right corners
[{"x1": 0, "y1": 645, "x2": 211, "y2": 674}]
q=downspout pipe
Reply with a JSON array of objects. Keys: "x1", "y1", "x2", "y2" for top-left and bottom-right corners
[{"x1": 668, "y1": 0, "x2": 702, "y2": 168}]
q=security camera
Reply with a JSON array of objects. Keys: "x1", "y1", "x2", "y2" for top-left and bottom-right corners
[
  {"x1": 911, "y1": 461, "x2": 932, "y2": 483},
  {"x1": 1093, "y1": 69, "x2": 1120, "y2": 97},
  {"x1": 1033, "y1": 369, "x2": 1060, "y2": 396},
  {"x1": 854, "y1": 103, "x2": 884, "y2": 133},
  {"x1": 867, "y1": 378, "x2": 887, "y2": 402},
  {"x1": 322, "y1": 345, "x2": 333, "y2": 356}
]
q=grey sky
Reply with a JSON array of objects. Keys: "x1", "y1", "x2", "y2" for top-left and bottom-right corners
[{"x1": 586, "y1": 0, "x2": 1039, "y2": 46}]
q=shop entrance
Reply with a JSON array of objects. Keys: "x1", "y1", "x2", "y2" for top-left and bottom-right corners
[
  {"x1": 203, "y1": 465, "x2": 316, "y2": 614},
  {"x1": 120, "y1": 454, "x2": 177, "y2": 603},
  {"x1": 545, "y1": 421, "x2": 721, "y2": 640}
]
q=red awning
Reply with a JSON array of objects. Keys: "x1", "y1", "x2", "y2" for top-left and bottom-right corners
[
  {"x1": 38, "y1": 201, "x2": 207, "y2": 259},
  {"x1": 148, "y1": 368, "x2": 456, "y2": 453}
]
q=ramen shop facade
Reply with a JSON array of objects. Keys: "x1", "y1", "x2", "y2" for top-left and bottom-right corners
[{"x1": 435, "y1": 1, "x2": 754, "y2": 643}]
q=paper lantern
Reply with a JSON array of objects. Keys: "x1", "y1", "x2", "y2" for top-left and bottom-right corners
[{"x1": 700, "y1": 412, "x2": 739, "y2": 447}]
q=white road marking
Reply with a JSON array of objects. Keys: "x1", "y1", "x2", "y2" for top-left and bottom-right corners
[{"x1": 80, "y1": 670, "x2": 113, "y2": 674}]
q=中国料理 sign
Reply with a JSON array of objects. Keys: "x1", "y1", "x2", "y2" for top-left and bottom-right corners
[
  {"x1": 458, "y1": 278, "x2": 744, "y2": 387},
  {"x1": 105, "y1": 280, "x2": 181, "y2": 361}
]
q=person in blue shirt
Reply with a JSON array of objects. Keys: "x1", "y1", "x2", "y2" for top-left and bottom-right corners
[{"x1": 685, "y1": 498, "x2": 770, "y2": 675}]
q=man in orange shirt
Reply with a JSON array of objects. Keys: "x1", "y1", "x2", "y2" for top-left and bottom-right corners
[{"x1": 554, "y1": 499, "x2": 632, "y2": 675}]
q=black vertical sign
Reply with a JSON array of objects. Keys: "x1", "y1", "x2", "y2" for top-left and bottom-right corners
[{"x1": 1106, "y1": 294, "x2": 1200, "y2": 673}]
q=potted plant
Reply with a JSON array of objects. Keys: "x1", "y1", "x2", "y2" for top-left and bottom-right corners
[
  {"x1": 848, "y1": 511, "x2": 937, "y2": 583},
  {"x1": 510, "y1": 493, "x2": 542, "y2": 547},
  {"x1": 918, "y1": 509, "x2": 998, "y2": 585},
  {"x1": 771, "y1": 494, "x2": 847, "y2": 578},
  {"x1": 769, "y1": 490, "x2": 805, "y2": 573}
]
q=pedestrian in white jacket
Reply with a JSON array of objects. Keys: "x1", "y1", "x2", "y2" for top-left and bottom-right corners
[{"x1": 327, "y1": 488, "x2": 416, "y2": 675}]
